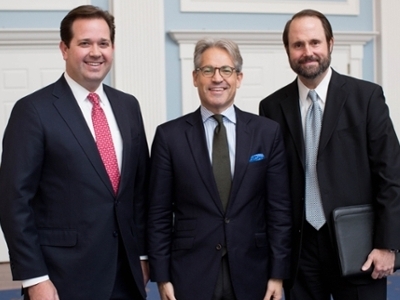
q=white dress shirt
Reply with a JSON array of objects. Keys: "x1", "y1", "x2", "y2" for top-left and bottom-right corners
[
  {"x1": 298, "y1": 67, "x2": 332, "y2": 135},
  {"x1": 64, "y1": 72, "x2": 123, "y2": 171}
]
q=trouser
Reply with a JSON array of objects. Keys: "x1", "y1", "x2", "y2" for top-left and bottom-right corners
[
  {"x1": 285, "y1": 222, "x2": 386, "y2": 300},
  {"x1": 212, "y1": 255, "x2": 236, "y2": 300}
]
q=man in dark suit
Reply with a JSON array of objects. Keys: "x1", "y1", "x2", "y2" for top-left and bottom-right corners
[
  {"x1": 147, "y1": 38, "x2": 292, "y2": 300},
  {"x1": 0, "y1": 5, "x2": 149, "y2": 300},
  {"x1": 259, "y1": 9, "x2": 400, "y2": 300}
]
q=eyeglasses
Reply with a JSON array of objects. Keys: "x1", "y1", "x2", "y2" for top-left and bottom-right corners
[{"x1": 196, "y1": 66, "x2": 237, "y2": 78}]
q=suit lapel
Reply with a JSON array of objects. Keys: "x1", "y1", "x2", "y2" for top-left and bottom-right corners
[
  {"x1": 229, "y1": 107, "x2": 252, "y2": 209},
  {"x1": 319, "y1": 70, "x2": 348, "y2": 155},
  {"x1": 280, "y1": 80, "x2": 306, "y2": 167},
  {"x1": 52, "y1": 76, "x2": 114, "y2": 196},
  {"x1": 185, "y1": 109, "x2": 224, "y2": 212},
  {"x1": 278, "y1": 73, "x2": 348, "y2": 164},
  {"x1": 104, "y1": 86, "x2": 132, "y2": 197}
]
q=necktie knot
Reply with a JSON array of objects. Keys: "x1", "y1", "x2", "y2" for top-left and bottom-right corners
[
  {"x1": 212, "y1": 115, "x2": 224, "y2": 134},
  {"x1": 213, "y1": 114, "x2": 224, "y2": 125},
  {"x1": 308, "y1": 90, "x2": 318, "y2": 104},
  {"x1": 88, "y1": 93, "x2": 100, "y2": 106}
]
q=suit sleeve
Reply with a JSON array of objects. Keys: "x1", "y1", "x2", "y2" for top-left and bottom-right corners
[
  {"x1": 265, "y1": 124, "x2": 293, "y2": 279},
  {"x1": 367, "y1": 85, "x2": 400, "y2": 250},
  {"x1": 259, "y1": 101, "x2": 267, "y2": 117},
  {"x1": 147, "y1": 126, "x2": 174, "y2": 282},
  {"x1": 131, "y1": 101, "x2": 150, "y2": 256},
  {"x1": 0, "y1": 99, "x2": 49, "y2": 280}
]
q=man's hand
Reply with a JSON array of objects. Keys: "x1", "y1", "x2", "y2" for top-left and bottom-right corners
[
  {"x1": 141, "y1": 260, "x2": 150, "y2": 286},
  {"x1": 263, "y1": 278, "x2": 283, "y2": 300},
  {"x1": 26, "y1": 280, "x2": 59, "y2": 300},
  {"x1": 361, "y1": 248, "x2": 395, "y2": 279},
  {"x1": 157, "y1": 281, "x2": 176, "y2": 300}
]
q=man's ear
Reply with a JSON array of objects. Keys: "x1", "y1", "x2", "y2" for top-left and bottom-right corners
[
  {"x1": 192, "y1": 70, "x2": 199, "y2": 87},
  {"x1": 59, "y1": 41, "x2": 68, "y2": 60},
  {"x1": 236, "y1": 72, "x2": 243, "y2": 89},
  {"x1": 329, "y1": 38, "x2": 334, "y2": 54}
]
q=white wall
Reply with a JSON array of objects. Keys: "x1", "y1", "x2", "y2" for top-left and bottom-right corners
[{"x1": 375, "y1": 0, "x2": 400, "y2": 135}]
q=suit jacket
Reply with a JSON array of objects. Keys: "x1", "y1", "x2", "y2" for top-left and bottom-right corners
[
  {"x1": 259, "y1": 69, "x2": 400, "y2": 285},
  {"x1": 147, "y1": 106, "x2": 292, "y2": 300},
  {"x1": 0, "y1": 75, "x2": 149, "y2": 299}
]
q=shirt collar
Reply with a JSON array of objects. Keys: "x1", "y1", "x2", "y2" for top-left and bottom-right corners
[
  {"x1": 298, "y1": 67, "x2": 332, "y2": 104},
  {"x1": 63, "y1": 72, "x2": 107, "y2": 105},
  {"x1": 201, "y1": 105, "x2": 236, "y2": 124}
]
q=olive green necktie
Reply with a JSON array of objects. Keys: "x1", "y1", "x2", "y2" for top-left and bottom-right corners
[{"x1": 212, "y1": 114, "x2": 231, "y2": 211}]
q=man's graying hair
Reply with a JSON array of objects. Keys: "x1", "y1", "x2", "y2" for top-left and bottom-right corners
[{"x1": 193, "y1": 38, "x2": 243, "y2": 72}]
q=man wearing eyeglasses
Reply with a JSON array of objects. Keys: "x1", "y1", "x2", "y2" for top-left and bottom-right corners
[{"x1": 147, "y1": 37, "x2": 292, "y2": 300}]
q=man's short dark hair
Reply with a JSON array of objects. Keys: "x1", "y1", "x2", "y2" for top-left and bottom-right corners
[
  {"x1": 60, "y1": 5, "x2": 115, "y2": 47},
  {"x1": 282, "y1": 9, "x2": 333, "y2": 49}
]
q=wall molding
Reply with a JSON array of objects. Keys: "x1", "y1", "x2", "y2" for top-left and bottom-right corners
[
  {"x1": 0, "y1": 29, "x2": 59, "y2": 47},
  {"x1": 180, "y1": 0, "x2": 360, "y2": 15},
  {"x1": 169, "y1": 30, "x2": 377, "y2": 46},
  {"x1": 169, "y1": 29, "x2": 377, "y2": 115},
  {"x1": 0, "y1": 24, "x2": 167, "y2": 145},
  {"x1": 0, "y1": 0, "x2": 89, "y2": 10}
]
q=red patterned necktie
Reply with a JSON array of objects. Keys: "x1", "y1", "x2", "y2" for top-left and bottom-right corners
[{"x1": 87, "y1": 92, "x2": 120, "y2": 194}]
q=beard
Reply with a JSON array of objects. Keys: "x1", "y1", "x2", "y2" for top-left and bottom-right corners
[{"x1": 290, "y1": 52, "x2": 331, "y2": 79}]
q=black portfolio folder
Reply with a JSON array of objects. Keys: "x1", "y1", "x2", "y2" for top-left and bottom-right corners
[{"x1": 332, "y1": 204, "x2": 400, "y2": 277}]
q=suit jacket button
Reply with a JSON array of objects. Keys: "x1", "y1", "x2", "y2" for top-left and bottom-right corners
[
  {"x1": 216, "y1": 244, "x2": 222, "y2": 250},
  {"x1": 225, "y1": 218, "x2": 230, "y2": 224},
  {"x1": 113, "y1": 230, "x2": 119, "y2": 237}
]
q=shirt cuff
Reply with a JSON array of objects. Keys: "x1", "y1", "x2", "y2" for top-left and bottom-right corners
[
  {"x1": 22, "y1": 256, "x2": 148, "y2": 286},
  {"x1": 22, "y1": 275, "x2": 49, "y2": 288}
]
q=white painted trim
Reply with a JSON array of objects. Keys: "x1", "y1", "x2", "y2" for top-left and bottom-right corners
[
  {"x1": 0, "y1": 17, "x2": 168, "y2": 146},
  {"x1": 0, "y1": 0, "x2": 90, "y2": 10},
  {"x1": 0, "y1": 29, "x2": 62, "y2": 262},
  {"x1": 110, "y1": 0, "x2": 166, "y2": 145},
  {"x1": 375, "y1": 0, "x2": 400, "y2": 136},
  {"x1": 169, "y1": 29, "x2": 377, "y2": 115},
  {"x1": 168, "y1": 30, "x2": 377, "y2": 46},
  {"x1": 180, "y1": 0, "x2": 360, "y2": 15},
  {"x1": 0, "y1": 29, "x2": 59, "y2": 46}
]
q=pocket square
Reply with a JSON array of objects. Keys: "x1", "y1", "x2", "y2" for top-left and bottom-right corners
[{"x1": 249, "y1": 153, "x2": 265, "y2": 162}]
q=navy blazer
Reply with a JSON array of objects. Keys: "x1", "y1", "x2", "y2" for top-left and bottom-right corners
[
  {"x1": 0, "y1": 75, "x2": 149, "y2": 299},
  {"x1": 147, "y1": 106, "x2": 292, "y2": 300},
  {"x1": 259, "y1": 69, "x2": 400, "y2": 285}
]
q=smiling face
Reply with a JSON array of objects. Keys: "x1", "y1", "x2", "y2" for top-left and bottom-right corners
[
  {"x1": 59, "y1": 18, "x2": 114, "y2": 92},
  {"x1": 193, "y1": 47, "x2": 243, "y2": 114},
  {"x1": 286, "y1": 16, "x2": 333, "y2": 88}
]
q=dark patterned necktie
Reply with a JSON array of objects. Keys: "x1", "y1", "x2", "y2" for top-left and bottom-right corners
[{"x1": 212, "y1": 114, "x2": 231, "y2": 211}]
